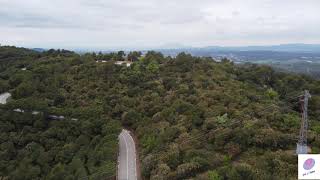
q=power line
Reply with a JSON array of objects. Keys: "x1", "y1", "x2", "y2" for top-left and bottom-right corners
[{"x1": 281, "y1": 91, "x2": 303, "y2": 99}]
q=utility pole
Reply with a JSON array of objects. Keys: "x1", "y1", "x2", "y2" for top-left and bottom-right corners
[{"x1": 296, "y1": 90, "x2": 311, "y2": 154}]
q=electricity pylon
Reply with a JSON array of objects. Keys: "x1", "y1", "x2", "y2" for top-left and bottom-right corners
[{"x1": 296, "y1": 90, "x2": 311, "y2": 154}]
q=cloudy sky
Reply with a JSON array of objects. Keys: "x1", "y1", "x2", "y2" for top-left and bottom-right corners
[{"x1": 0, "y1": 0, "x2": 319, "y2": 50}]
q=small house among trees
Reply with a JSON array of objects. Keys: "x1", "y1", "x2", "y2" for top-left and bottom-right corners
[{"x1": 114, "y1": 61, "x2": 133, "y2": 67}]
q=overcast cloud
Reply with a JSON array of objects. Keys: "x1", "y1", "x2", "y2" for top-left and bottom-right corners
[{"x1": 0, "y1": 0, "x2": 319, "y2": 49}]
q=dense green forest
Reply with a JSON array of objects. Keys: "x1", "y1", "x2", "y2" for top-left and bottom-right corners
[{"x1": 0, "y1": 46, "x2": 319, "y2": 180}]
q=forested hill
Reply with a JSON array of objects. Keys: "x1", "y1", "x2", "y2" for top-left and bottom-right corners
[{"x1": 0, "y1": 46, "x2": 319, "y2": 180}]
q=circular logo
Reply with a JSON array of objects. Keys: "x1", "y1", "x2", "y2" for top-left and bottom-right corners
[{"x1": 303, "y1": 158, "x2": 315, "y2": 170}]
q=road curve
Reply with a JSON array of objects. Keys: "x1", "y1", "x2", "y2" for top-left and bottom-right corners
[{"x1": 118, "y1": 129, "x2": 137, "y2": 180}]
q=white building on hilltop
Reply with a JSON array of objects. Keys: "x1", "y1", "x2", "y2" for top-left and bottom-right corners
[{"x1": 115, "y1": 61, "x2": 133, "y2": 67}]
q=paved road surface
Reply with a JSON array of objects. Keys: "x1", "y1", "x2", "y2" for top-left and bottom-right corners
[{"x1": 118, "y1": 129, "x2": 137, "y2": 180}]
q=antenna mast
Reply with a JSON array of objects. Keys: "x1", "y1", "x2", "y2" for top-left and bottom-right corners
[{"x1": 296, "y1": 90, "x2": 311, "y2": 154}]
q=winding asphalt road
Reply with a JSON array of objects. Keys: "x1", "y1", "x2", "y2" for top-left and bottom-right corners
[{"x1": 118, "y1": 129, "x2": 137, "y2": 180}]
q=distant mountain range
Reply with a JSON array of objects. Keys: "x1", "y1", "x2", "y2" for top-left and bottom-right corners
[
  {"x1": 32, "y1": 48, "x2": 46, "y2": 52},
  {"x1": 195, "y1": 44, "x2": 320, "y2": 53},
  {"x1": 147, "y1": 44, "x2": 320, "y2": 63},
  {"x1": 31, "y1": 43, "x2": 320, "y2": 53},
  {"x1": 150, "y1": 44, "x2": 320, "y2": 56},
  {"x1": 149, "y1": 44, "x2": 320, "y2": 78}
]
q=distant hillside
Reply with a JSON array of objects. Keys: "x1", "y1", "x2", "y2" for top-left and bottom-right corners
[
  {"x1": 153, "y1": 44, "x2": 320, "y2": 54},
  {"x1": 150, "y1": 44, "x2": 320, "y2": 79},
  {"x1": 202, "y1": 44, "x2": 320, "y2": 53},
  {"x1": 32, "y1": 48, "x2": 46, "y2": 52}
]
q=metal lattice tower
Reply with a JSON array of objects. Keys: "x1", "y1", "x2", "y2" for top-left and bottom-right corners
[{"x1": 296, "y1": 90, "x2": 311, "y2": 154}]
